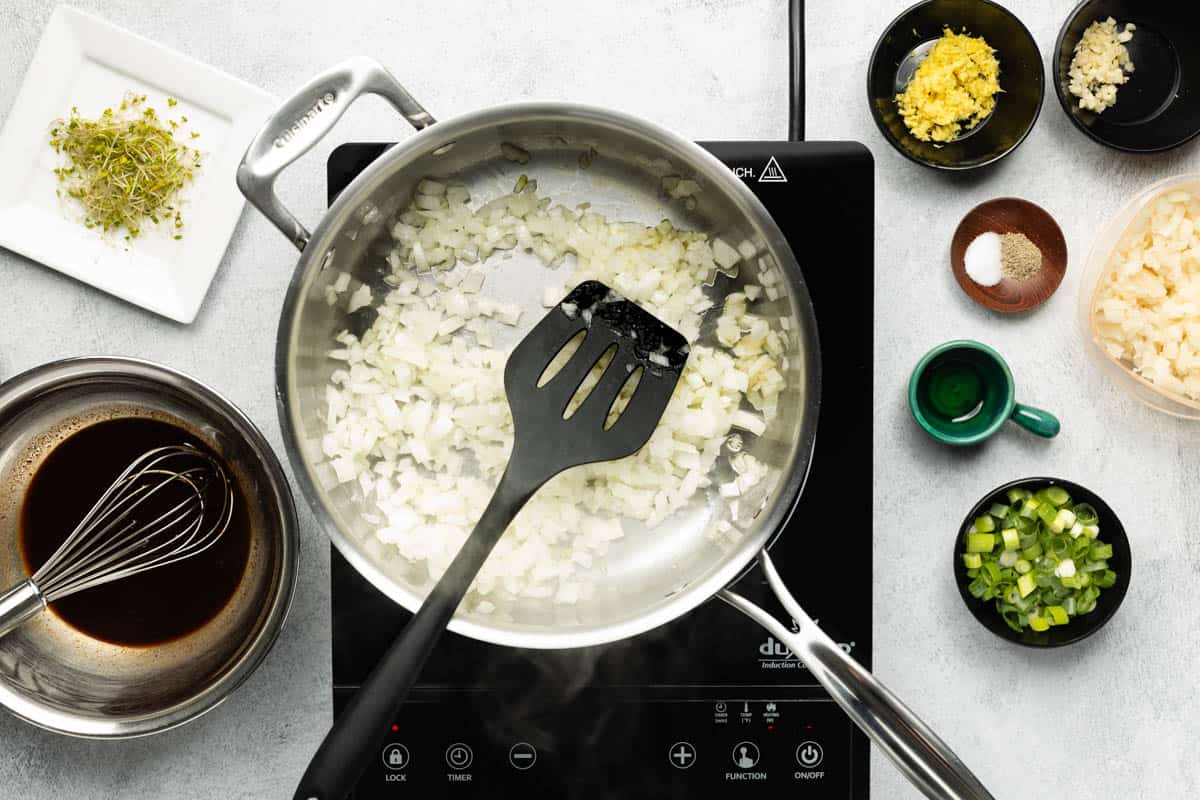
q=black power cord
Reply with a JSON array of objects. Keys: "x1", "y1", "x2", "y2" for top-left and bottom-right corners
[{"x1": 788, "y1": 0, "x2": 805, "y2": 142}]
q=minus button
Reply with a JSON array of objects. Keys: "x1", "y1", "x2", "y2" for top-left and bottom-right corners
[{"x1": 509, "y1": 742, "x2": 538, "y2": 770}]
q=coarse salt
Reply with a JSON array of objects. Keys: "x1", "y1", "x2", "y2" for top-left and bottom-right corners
[{"x1": 963, "y1": 231, "x2": 1003, "y2": 287}]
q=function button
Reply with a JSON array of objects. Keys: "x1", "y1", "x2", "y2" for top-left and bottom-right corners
[
  {"x1": 732, "y1": 741, "x2": 761, "y2": 769},
  {"x1": 796, "y1": 741, "x2": 824, "y2": 769},
  {"x1": 381, "y1": 743, "x2": 409, "y2": 771},
  {"x1": 668, "y1": 741, "x2": 697, "y2": 769}
]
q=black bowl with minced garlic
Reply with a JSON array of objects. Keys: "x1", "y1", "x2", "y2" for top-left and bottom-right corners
[
  {"x1": 867, "y1": 0, "x2": 1044, "y2": 170},
  {"x1": 1054, "y1": 0, "x2": 1200, "y2": 153}
]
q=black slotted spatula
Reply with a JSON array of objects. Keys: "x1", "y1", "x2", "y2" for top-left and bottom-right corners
[{"x1": 294, "y1": 280, "x2": 689, "y2": 800}]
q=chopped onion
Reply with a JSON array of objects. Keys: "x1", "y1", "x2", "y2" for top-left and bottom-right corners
[{"x1": 320, "y1": 175, "x2": 789, "y2": 605}]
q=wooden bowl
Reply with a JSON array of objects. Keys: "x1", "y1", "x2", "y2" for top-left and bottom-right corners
[{"x1": 951, "y1": 197, "x2": 1068, "y2": 313}]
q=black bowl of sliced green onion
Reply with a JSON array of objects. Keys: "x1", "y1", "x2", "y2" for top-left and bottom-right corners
[{"x1": 954, "y1": 477, "x2": 1131, "y2": 647}]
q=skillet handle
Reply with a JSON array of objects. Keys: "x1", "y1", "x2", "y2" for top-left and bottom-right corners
[
  {"x1": 719, "y1": 551, "x2": 995, "y2": 800},
  {"x1": 236, "y1": 57, "x2": 434, "y2": 251}
]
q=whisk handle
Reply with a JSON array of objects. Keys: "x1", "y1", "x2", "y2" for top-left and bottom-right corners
[{"x1": 0, "y1": 579, "x2": 46, "y2": 639}]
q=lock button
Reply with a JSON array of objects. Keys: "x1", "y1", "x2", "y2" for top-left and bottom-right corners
[{"x1": 382, "y1": 743, "x2": 410, "y2": 771}]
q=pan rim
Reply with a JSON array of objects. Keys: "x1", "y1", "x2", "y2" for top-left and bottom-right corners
[{"x1": 276, "y1": 101, "x2": 822, "y2": 649}]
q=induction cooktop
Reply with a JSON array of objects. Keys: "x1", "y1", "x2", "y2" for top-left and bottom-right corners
[{"x1": 326, "y1": 138, "x2": 875, "y2": 798}]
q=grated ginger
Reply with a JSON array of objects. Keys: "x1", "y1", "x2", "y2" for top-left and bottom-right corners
[{"x1": 896, "y1": 29, "x2": 1001, "y2": 143}]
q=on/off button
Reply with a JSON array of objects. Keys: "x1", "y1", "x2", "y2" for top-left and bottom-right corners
[{"x1": 796, "y1": 741, "x2": 824, "y2": 769}]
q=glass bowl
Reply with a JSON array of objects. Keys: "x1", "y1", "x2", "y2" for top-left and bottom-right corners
[{"x1": 1078, "y1": 172, "x2": 1200, "y2": 420}]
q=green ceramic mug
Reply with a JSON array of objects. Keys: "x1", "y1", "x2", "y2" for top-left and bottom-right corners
[{"x1": 908, "y1": 340, "x2": 1060, "y2": 445}]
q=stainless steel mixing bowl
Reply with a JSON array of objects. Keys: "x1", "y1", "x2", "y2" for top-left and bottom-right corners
[{"x1": 0, "y1": 358, "x2": 298, "y2": 738}]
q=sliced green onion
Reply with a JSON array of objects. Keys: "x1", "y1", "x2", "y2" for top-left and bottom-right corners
[
  {"x1": 1037, "y1": 486, "x2": 1071, "y2": 506},
  {"x1": 966, "y1": 532, "x2": 996, "y2": 553},
  {"x1": 960, "y1": 485, "x2": 1117, "y2": 632},
  {"x1": 1006, "y1": 488, "x2": 1031, "y2": 504},
  {"x1": 1013, "y1": 515, "x2": 1036, "y2": 535},
  {"x1": 1071, "y1": 537, "x2": 1092, "y2": 560},
  {"x1": 1050, "y1": 508, "x2": 1076, "y2": 533},
  {"x1": 1000, "y1": 607, "x2": 1023, "y2": 632},
  {"x1": 1073, "y1": 503, "x2": 1098, "y2": 525}
]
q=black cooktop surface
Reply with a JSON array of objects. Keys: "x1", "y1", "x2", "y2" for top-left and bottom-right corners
[{"x1": 327, "y1": 140, "x2": 874, "y2": 799}]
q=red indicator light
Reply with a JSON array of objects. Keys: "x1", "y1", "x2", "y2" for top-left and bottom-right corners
[
  {"x1": 767, "y1": 725, "x2": 774, "y2": 731},
  {"x1": 806, "y1": 724, "x2": 813, "y2": 730},
  {"x1": 391, "y1": 724, "x2": 399, "y2": 732}
]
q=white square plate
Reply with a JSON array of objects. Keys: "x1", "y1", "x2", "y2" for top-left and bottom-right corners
[{"x1": 0, "y1": 6, "x2": 276, "y2": 323}]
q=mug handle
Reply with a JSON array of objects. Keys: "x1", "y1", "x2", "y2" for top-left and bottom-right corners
[
  {"x1": 236, "y1": 57, "x2": 435, "y2": 252},
  {"x1": 1010, "y1": 404, "x2": 1060, "y2": 438}
]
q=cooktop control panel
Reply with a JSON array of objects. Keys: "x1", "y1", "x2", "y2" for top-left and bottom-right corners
[{"x1": 340, "y1": 690, "x2": 855, "y2": 798}]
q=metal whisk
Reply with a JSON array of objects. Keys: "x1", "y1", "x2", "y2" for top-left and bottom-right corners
[{"x1": 0, "y1": 445, "x2": 235, "y2": 640}]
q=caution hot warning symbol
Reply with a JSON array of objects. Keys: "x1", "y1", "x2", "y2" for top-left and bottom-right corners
[{"x1": 758, "y1": 156, "x2": 787, "y2": 183}]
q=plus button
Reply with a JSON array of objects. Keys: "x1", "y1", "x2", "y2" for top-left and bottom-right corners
[{"x1": 669, "y1": 741, "x2": 697, "y2": 769}]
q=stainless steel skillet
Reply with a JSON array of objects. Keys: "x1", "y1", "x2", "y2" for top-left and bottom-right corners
[{"x1": 238, "y1": 57, "x2": 994, "y2": 800}]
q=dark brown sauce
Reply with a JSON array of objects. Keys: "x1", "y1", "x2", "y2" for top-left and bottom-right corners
[{"x1": 18, "y1": 417, "x2": 250, "y2": 647}]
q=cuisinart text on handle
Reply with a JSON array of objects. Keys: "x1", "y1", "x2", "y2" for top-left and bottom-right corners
[{"x1": 273, "y1": 92, "x2": 337, "y2": 148}]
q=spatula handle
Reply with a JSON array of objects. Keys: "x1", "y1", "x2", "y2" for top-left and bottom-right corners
[{"x1": 293, "y1": 469, "x2": 536, "y2": 800}]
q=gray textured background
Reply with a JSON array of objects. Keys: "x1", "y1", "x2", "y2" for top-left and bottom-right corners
[{"x1": 1, "y1": 1, "x2": 1198, "y2": 797}]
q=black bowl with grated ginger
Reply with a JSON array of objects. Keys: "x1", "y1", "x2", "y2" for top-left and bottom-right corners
[{"x1": 867, "y1": 0, "x2": 1044, "y2": 170}]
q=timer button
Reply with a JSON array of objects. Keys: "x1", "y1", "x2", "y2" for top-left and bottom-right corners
[{"x1": 445, "y1": 743, "x2": 474, "y2": 770}]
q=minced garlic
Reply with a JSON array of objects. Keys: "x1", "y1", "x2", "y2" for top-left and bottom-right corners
[
  {"x1": 896, "y1": 29, "x2": 1001, "y2": 143},
  {"x1": 1068, "y1": 17, "x2": 1135, "y2": 114}
]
